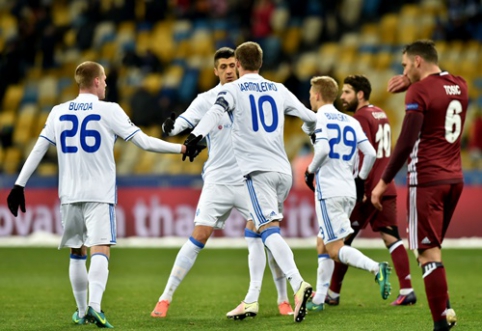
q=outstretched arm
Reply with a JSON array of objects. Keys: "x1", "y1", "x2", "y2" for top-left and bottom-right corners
[
  {"x1": 15, "y1": 137, "x2": 51, "y2": 186},
  {"x1": 130, "y1": 131, "x2": 184, "y2": 153}
]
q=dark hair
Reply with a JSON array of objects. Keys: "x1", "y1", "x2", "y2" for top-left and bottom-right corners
[
  {"x1": 343, "y1": 75, "x2": 372, "y2": 101},
  {"x1": 214, "y1": 47, "x2": 235, "y2": 67},
  {"x1": 235, "y1": 41, "x2": 263, "y2": 71},
  {"x1": 402, "y1": 39, "x2": 438, "y2": 64}
]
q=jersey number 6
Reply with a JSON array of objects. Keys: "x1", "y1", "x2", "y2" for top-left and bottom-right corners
[{"x1": 60, "y1": 114, "x2": 102, "y2": 153}]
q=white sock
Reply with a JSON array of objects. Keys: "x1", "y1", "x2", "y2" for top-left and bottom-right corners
[
  {"x1": 312, "y1": 254, "x2": 334, "y2": 305},
  {"x1": 88, "y1": 254, "x2": 109, "y2": 313},
  {"x1": 338, "y1": 246, "x2": 379, "y2": 274},
  {"x1": 267, "y1": 248, "x2": 289, "y2": 304},
  {"x1": 262, "y1": 229, "x2": 303, "y2": 292},
  {"x1": 69, "y1": 254, "x2": 88, "y2": 317},
  {"x1": 244, "y1": 232, "x2": 266, "y2": 303},
  {"x1": 159, "y1": 238, "x2": 203, "y2": 302}
]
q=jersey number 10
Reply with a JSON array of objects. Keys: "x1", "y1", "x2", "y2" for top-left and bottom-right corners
[
  {"x1": 249, "y1": 95, "x2": 278, "y2": 132},
  {"x1": 60, "y1": 114, "x2": 101, "y2": 153}
]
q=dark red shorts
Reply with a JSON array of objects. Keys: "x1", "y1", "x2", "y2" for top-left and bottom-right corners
[
  {"x1": 407, "y1": 183, "x2": 464, "y2": 250},
  {"x1": 350, "y1": 196, "x2": 397, "y2": 232}
]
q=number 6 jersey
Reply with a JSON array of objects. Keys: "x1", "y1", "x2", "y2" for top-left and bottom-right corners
[{"x1": 40, "y1": 93, "x2": 140, "y2": 204}]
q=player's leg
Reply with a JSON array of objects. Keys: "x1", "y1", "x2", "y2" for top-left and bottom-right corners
[
  {"x1": 60, "y1": 203, "x2": 89, "y2": 324},
  {"x1": 84, "y1": 203, "x2": 116, "y2": 328},
  {"x1": 411, "y1": 184, "x2": 462, "y2": 331},
  {"x1": 153, "y1": 183, "x2": 227, "y2": 318},
  {"x1": 308, "y1": 236, "x2": 333, "y2": 311},
  {"x1": 266, "y1": 247, "x2": 293, "y2": 315},
  {"x1": 373, "y1": 196, "x2": 415, "y2": 305},
  {"x1": 319, "y1": 197, "x2": 391, "y2": 300},
  {"x1": 327, "y1": 202, "x2": 363, "y2": 306},
  {"x1": 246, "y1": 172, "x2": 312, "y2": 322}
]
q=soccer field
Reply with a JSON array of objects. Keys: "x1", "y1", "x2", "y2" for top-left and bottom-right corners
[{"x1": 0, "y1": 247, "x2": 481, "y2": 331}]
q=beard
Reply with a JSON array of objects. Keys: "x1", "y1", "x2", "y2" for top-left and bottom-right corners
[{"x1": 343, "y1": 98, "x2": 358, "y2": 113}]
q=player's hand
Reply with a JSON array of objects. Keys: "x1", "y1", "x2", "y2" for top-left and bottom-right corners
[
  {"x1": 354, "y1": 177, "x2": 365, "y2": 203},
  {"x1": 7, "y1": 185, "x2": 26, "y2": 217},
  {"x1": 371, "y1": 179, "x2": 388, "y2": 211},
  {"x1": 304, "y1": 169, "x2": 315, "y2": 192},
  {"x1": 387, "y1": 75, "x2": 411, "y2": 93},
  {"x1": 162, "y1": 112, "x2": 176, "y2": 135},
  {"x1": 182, "y1": 133, "x2": 203, "y2": 162}
]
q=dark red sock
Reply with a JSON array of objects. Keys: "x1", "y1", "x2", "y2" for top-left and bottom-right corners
[
  {"x1": 329, "y1": 261, "x2": 349, "y2": 294},
  {"x1": 388, "y1": 241, "x2": 413, "y2": 289},
  {"x1": 422, "y1": 262, "x2": 449, "y2": 325}
]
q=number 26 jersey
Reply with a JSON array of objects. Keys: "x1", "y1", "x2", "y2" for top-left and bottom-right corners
[{"x1": 40, "y1": 93, "x2": 140, "y2": 204}]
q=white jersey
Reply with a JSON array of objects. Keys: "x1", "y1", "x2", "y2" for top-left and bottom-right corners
[
  {"x1": 312, "y1": 104, "x2": 369, "y2": 199},
  {"x1": 40, "y1": 93, "x2": 140, "y2": 204},
  {"x1": 170, "y1": 84, "x2": 243, "y2": 185},
  {"x1": 192, "y1": 73, "x2": 317, "y2": 176}
]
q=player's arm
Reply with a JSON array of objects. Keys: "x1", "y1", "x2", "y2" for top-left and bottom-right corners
[
  {"x1": 305, "y1": 127, "x2": 329, "y2": 191},
  {"x1": 191, "y1": 90, "x2": 233, "y2": 139},
  {"x1": 7, "y1": 137, "x2": 51, "y2": 216},
  {"x1": 357, "y1": 140, "x2": 376, "y2": 180},
  {"x1": 164, "y1": 96, "x2": 206, "y2": 136},
  {"x1": 387, "y1": 75, "x2": 411, "y2": 93},
  {"x1": 282, "y1": 86, "x2": 317, "y2": 133},
  {"x1": 130, "y1": 131, "x2": 185, "y2": 154}
]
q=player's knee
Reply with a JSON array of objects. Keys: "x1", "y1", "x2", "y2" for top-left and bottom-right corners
[{"x1": 380, "y1": 226, "x2": 401, "y2": 240}]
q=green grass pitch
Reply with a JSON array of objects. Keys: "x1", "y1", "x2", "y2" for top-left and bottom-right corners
[{"x1": 0, "y1": 247, "x2": 481, "y2": 330}]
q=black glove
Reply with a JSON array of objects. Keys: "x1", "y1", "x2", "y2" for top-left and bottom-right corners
[
  {"x1": 355, "y1": 177, "x2": 365, "y2": 202},
  {"x1": 7, "y1": 185, "x2": 26, "y2": 217},
  {"x1": 310, "y1": 133, "x2": 316, "y2": 144},
  {"x1": 183, "y1": 133, "x2": 203, "y2": 162},
  {"x1": 304, "y1": 169, "x2": 315, "y2": 192},
  {"x1": 162, "y1": 112, "x2": 176, "y2": 135}
]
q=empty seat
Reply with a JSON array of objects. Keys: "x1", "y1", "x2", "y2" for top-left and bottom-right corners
[{"x1": 2, "y1": 85, "x2": 24, "y2": 110}]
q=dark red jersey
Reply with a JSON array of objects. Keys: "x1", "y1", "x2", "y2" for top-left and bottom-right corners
[
  {"x1": 354, "y1": 105, "x2": 396, "y2": 197},
  {"x1": 404, "y1": 72, "x2": 467, "y2": 186}
]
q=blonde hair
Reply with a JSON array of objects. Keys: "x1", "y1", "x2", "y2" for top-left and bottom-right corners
[
  {"x1": 75, "y1": 61, "x2": 103, "y2": 89},
  {"x1": 310, "y1": 76, "x2": 339, "y2": 103},
  {"x1": 235, "y1": 41, "x2": 263, "y2": 71}
]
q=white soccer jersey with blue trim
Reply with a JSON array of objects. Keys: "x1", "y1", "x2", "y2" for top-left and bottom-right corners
[
  {"x1": 40, "y1": 93, "x2": 139, "y2": 204},
  {"x1": 192, "y1": 73, "x2": 317, "y2": 176},
  {"x1": 174, "y1": 84, "x2": 244, "y2": 185},
  {"x1": 313, "y1": 104, "x2": 368, "y2": 199}
]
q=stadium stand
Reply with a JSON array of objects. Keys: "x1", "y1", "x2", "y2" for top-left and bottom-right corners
[{"x1": 0, "y1": 0, "x2": 480, "y2": 176}]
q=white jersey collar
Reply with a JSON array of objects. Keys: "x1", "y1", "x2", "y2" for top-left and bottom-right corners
[{"x1": 76, "y1": 93, "x2": 99, "y2": 101}]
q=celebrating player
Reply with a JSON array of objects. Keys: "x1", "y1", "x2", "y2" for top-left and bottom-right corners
[
  {"x1": 184, "y1": 41, "x2": 316, "y2": 323},
  {"x1": 372, "y1": 40, "x2": 468, "y2": 331},
  {"x1": 6, "y1": 61, "x2": 191, "y2": 328},
  {"x1": 322, "y1": 74, "x2": 416, "y2": 307},
  {"x1": 304, "y1": 76, "x2": 392, "y2": 313},
  {"x1": 151, "y1": 47, "x2": 294, "y2": 320}
]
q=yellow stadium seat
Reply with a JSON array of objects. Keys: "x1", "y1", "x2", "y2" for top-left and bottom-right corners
[
  {"x1": 52, "y1": 2, "x2": 70, "y2": 26},
  {"x1": 13, "y1": 104, "x2": 38, "y2": 146},
  {"x1": 379, "y1": 14, "x2": 399, "y2": 44},
  {"x1": 282, "y1": 26, "x2": 301, "y2": 55},
  {"x1": 2, "y1": 147, "x2": 22, "y2": 174},
  {"x1": 2, "y1": 85, "x2": 24, "y2": 110},
  {"x1": 142, "y1": 74, "x2": 163, "y2": 94},
  {"x1": 198, "y1": 66, "x2": 217, "y2": 92},
  {"x1": 37, "y1": 163, "x2": 58, "y2": 176}
]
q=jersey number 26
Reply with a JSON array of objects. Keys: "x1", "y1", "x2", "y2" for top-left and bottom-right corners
[{"x1": 60, "y1": 114, "x2": 101, "y2": 153}]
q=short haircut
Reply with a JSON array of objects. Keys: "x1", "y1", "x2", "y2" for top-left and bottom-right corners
[
  {"x1": 214, "y1": 47, "x2": 235, "y2": 67},
  {"x1": 402, "y1": 39, "x2": 438, "y2": 64},
  {"x1": 235, "y1": 41, "x2": 263, "y2": 71},
  {"x1": 310, "y1": 76, "x2": 339, "y2": 103},
  {"x1": 75, "y1": 61, "x2": 103, "y2": 88},
  {"x1": 343, "y1": 75, "x2": 372, "y2": 101}
]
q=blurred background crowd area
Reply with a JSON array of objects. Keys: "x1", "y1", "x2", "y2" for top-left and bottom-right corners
[{"x1": 0, "y1": 0, "x2": 482, "y2": 178}]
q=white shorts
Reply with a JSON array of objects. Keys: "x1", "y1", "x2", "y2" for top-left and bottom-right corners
[
  {"x1": 194, "y1": 183, "x2": 251, "y2": 229},
  {"x1": 244, "y1": 171, "x2": 292, "y2": 229},
  {"x1": 59, "y1": 202, "x2": 117, "y2": 249},
  {"x1": 315, "y1": 196, "x2": 355, "y2": 244}
]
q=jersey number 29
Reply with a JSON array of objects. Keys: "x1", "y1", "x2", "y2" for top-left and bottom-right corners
[{"x1": 60, "y1": 114, "x2": 101, "y2": 153}]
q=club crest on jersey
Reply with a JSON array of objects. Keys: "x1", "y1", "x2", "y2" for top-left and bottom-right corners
[{"x1": 69, "y1": 102, "x2": 93, "y2": 111}]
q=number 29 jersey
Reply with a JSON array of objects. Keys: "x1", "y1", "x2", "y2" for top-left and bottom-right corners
[
  {"x1": 40, "y1": 93, "x2": 140, "y2": 204},
  {"x1": 314, "y1": 104, "x2": 369, "y2": 199},
  {"x1": 404, "y1": 72, "x2": 468, "y2": 186}
]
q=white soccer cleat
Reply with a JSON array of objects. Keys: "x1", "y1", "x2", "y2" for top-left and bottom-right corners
[
  {"x1": 446, "y1": 308, "x2": 457, "y2": 328},
  {"x1": 293, "y1": 281, "x2": 313, "y2": 323},
  {"x1": 226, "y1": 301, "x2": 259, "y2": 320}
]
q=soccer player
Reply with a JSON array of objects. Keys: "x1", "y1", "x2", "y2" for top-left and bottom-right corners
[
  {"x1": 322, "y1": 74, "x2": 416, "y2": 307},
  {"x1": 303, "y1": 76, "x2": 392, "y2": 313},
  {"x1": 184, "y1": 41, "x2": 316, "y2": 323},
  {"x1": 6, "y1": 61, "x2": 192, "y2": 328},
  {"x1": 151, "y1": 47, "x2": 293, "y2": 320},
  {"x1": 372, "y1": 40, "x2": 468, "y2": 331}
]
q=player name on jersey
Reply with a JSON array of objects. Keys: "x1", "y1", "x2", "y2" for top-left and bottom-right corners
[{"x1": 68, "y1": 102, "x2": 94, "y2": 111}]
